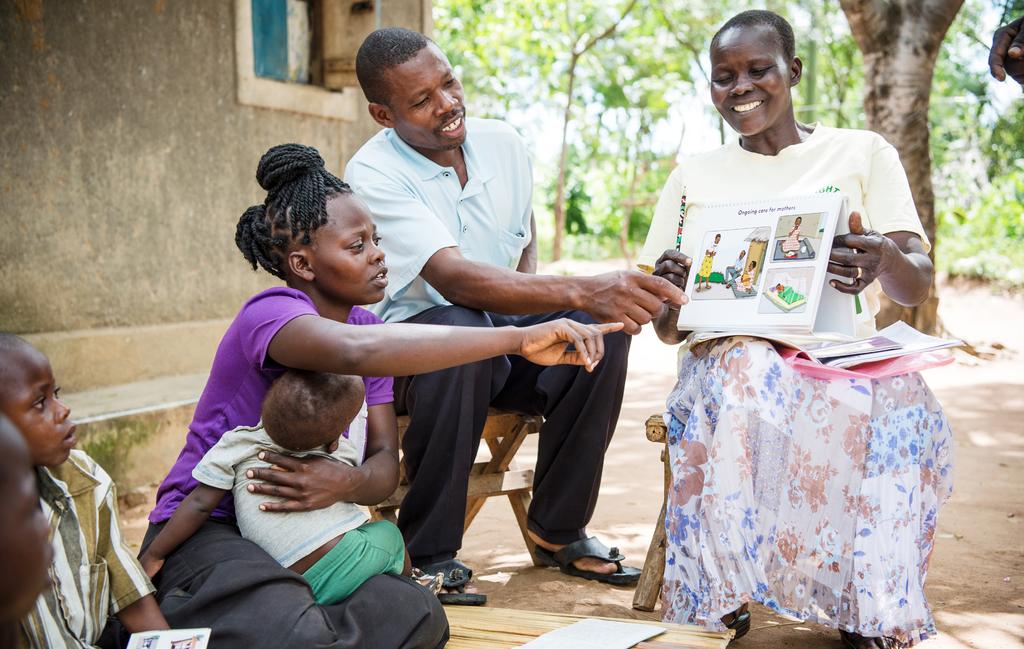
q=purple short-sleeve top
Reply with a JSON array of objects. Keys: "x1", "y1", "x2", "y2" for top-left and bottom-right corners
[{"x1": 149, "y1": 287, "x2": 393, "y2": 523}]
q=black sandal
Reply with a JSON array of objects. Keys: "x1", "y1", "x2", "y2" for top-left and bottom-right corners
[
  {"x1": 533, "y1": 536, "x2": 641, "y2": 586},
  {"x1": 722, "y1": 605, "x2": 750, "y2": 641},
  {"x1": 839, "y1": 630, "x2": 904, "y2": 648},
  {"x1": 414, "y1": 558, "x2": 487, "y2": 606}
]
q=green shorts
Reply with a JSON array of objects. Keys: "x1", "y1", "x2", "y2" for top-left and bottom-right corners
[{"x1": 302, "y1": 520, "x2": 406, "y2": 605}]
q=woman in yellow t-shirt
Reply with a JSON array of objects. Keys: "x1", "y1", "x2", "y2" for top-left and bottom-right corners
[
  {"x1": 643, "y1": 11, "x2": 952, "y2": 649},
  {"x1": 696, "y1": 233, "x2": 721, "y2": 291}
]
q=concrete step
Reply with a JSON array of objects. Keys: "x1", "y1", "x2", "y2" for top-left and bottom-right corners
[
  {"x1": 66, "y1": 373, "x2": 207, "y2": 494},
  {"x1": 66, "y1": 372, "x2": 207, "y2": 423}
]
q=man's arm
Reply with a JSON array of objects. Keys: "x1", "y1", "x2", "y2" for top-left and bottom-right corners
[
  {"x1": 515, "y1": 213, "x2": 538, "y2": 274},
  {"x1": 139, "y1": 485, "x2": 226, "y2": 577},
  {"x1": 422, "y1": 248, "x2": 684, "y2": 334},
  {"x1": 349, "y1": 168, "x2": 682, "y2": 332}
]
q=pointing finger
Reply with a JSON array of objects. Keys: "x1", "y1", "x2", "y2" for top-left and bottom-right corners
[{"x1": 594, "y1": 322, "x2": 625, "y2": 334}]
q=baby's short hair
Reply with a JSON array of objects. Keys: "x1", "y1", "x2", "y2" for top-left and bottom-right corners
[{"x1": 261, "y1": 371, "x2": 365, "y2": 452}]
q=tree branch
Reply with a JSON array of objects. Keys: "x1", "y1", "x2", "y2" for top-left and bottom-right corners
[
  {"x1": 839, "y1": 0, "x2": 888, "y2": 52},
  {"x1": 655, "y1": 5, "x2": 710, "y2": 82},
  {"x1": 923, "y1": 0, "x2": 965, "y2": 31},
  {"x1": 576, "y1": 0, "x2": 638, "y2": 56}
]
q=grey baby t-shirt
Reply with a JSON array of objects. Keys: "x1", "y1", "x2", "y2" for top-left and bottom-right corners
[{"x1": 192, "y1": 420, "x2": 369, "y2": 567}]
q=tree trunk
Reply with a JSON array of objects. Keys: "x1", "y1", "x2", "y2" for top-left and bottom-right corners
[
  {"x1": 552, "y1": 56, "x2": 578, "y2": 262},
  {"x1": 619, "y1": 155, "x2": 642, "y2": 265},
  {"x1": 840, "y1": 0, "x2": 963, "y2": 333}
]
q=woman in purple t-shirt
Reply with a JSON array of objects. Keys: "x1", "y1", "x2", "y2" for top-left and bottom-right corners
[{"x1": 140, "y1": 144, "x2": 621, "y2": 649}]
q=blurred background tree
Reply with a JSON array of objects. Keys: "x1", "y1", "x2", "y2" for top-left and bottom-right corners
[{"x1": 434, "y1": 0, "x2": 1024, "y2": 331}]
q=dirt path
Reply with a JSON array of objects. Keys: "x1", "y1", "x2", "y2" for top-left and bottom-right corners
[{"x1": 118, "y1": 274, "x2": 1023, "y2": 648}]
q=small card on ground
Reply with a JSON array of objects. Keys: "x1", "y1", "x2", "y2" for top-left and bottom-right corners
[
  {"x1": 517, "y1": 618, "x2": 665, "y2": 649},
  {"x1": 126, "y1": 628, "x2": 212, "y2": 649}
]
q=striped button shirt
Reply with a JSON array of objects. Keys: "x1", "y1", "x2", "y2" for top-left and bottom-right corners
[{"x1": 19, "y1": 450, "x2": 155, "y2": 648}]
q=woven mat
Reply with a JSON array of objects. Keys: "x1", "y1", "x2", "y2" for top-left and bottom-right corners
[{"x1": 443, "y1": 606, "x2": 732, "y2": 649}]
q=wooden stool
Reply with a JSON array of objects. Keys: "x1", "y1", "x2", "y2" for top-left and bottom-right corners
[
  {"x1": 368, "y1": 408, "x2": 544, "y2": 566},
  {"x1": 632, "y1": 413, "x2": 669, "y2": 612}
]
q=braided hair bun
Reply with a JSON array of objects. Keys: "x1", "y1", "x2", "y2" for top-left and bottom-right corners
[
  {"x1": 235, "y1": 143, "x2": 353, "y2": 279},
  {"x1": 255, "y1": 143, "x2": 325, "y2": 192}
]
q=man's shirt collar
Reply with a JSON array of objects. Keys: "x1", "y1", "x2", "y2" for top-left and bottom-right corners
[{"x1": 385, "y1": 127, "x2": 495, "y2": 187}]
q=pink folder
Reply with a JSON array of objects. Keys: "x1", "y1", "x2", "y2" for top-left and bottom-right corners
[{"x1": 776, "y1": 346, "x2": 954, "y2": 381}]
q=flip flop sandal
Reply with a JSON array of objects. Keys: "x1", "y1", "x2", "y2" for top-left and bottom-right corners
[
  {"x1": 409, "y1": 568, "x2": 445, "y2": 596},
  {"x1": 839, "y1": 631, "x2": 904, "y2": 649},
  {"x1": 533, "y1": 536, "x2": 641, "y2": 586},
  {"x1": 414, "y1": 558, "x2": 487, "y2": 606}
]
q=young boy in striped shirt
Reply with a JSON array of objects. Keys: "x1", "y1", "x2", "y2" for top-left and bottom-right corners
[{"x1": 0, "y1": 334, "x2": 168, "y2": 648}]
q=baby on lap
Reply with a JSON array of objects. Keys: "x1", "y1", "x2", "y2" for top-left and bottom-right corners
[{"x1": 140, "y1": 371, "x2": 433, "y2": 603}]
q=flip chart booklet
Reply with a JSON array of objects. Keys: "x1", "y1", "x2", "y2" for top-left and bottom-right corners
[{"x1": 676, "y1": 193, "x2": 855, "y2": 341}]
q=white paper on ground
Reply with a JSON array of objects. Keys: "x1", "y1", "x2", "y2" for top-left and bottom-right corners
[{"x1": 517, "y1": 619, "x2": 665, "y2": 649}]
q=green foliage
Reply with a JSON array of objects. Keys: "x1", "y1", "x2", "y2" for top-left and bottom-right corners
[
  {"x1": 81, "y1": 418, "x2": 155, "y2": 488},
  {"x1": 789, "y1": 1, "x2": 864, "y2": 127},
  {"x1": 564, "y1": 183, "x2": 591, "y2": 234},
  {"x1": 937, "y1": 164, "x2": 1024, "y2": 287},
  {"x1": 929, "y1": 0, "x2": 1024, "y2": 284}
]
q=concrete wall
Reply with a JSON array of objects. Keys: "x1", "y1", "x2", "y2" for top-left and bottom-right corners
[{"x1": 0, "y1": 0, "x2": 428, "y2": 391}]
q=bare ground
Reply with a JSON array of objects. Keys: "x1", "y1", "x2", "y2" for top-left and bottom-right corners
[{"x1": 118, "y1": 271, "x2": 1024, "y2": 648}]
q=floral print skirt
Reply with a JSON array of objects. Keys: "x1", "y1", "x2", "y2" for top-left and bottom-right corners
[{"x1": 661, "y1": 337, "x2": 953, "y2": 645}]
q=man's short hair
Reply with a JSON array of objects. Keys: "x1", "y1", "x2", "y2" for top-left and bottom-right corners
[
  {"x1": 355, "y1": 27, "x2": 431, "y2": 104},
  {"x1": 710, "y1": 10, "x2": 796, "y2": 61},
  {"x1": 261, "y1": 371, "x2": 364, "y2": 452}
]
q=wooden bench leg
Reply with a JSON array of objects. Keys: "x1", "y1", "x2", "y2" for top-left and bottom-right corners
[
  {"x1": 463, "y1": 417, "x2": 542, "y2": 565},
  {"x1": 371, "y1": 411, "x2": 543, "y2": 564},
  {"x1": 633, "y1": 440, "x2": 670, "y2": 612},
  {"x1": 464, "y1": 424, "x2": 530, "y2": 527},
  {"x1": 632, "y1": 501, "x2": 666, "y2": 611},
  {"x1": 507, "y1": 489, "x2": 541, "y2": 566}
]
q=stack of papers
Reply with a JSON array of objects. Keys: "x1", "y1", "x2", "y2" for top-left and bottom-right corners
[{"x1": 804, "y1": 321, "x2": 962, "y2": 368}]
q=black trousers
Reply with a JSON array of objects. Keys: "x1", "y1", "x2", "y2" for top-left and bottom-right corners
[
  {"x1": 114, "y1": 519, "x2": 449, "y2": 649},
  {"x1": 395, "y1": 306, "x2": 630, "y2": 565}
]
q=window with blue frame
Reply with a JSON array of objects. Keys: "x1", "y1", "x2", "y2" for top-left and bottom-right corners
[{"x1": 251, "y1": 0, "x2": 313, "y2": 83}]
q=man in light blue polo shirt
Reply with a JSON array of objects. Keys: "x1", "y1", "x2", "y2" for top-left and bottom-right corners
[
  {"x1": 345, "y1": 28, "x2": 684, "y2": 604},
  {"x1": 344, "y1": 106, "x2": 535, "y2": 325}
]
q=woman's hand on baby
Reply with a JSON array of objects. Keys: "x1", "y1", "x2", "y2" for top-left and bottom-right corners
[
  {"x1": 518, "y1": 319, "x2": 624, "y2": 372},
  {"x1": 247, "y1": 451, "x2": 363, "y2": 512},
  {"x1": 828, "y1": 212, "x2": 902, "y2": 295},
  {"x1": 653, "y1": 250, "x2": 692, "y2": 292}
]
